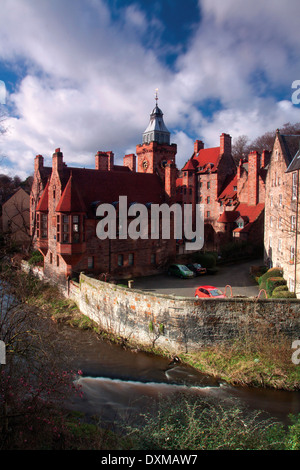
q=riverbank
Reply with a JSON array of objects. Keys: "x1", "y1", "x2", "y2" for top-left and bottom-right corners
[{"x1": 20, "y1": 270, "x2": 299, "y2": 392}]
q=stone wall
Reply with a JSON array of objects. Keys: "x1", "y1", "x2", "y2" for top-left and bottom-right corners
[
  {"x1": 21, "y1": 261, "x2": 300, "y2": 354},
  {"x1": 69, "y1": 273, "x2": 300, "y2": 354}
]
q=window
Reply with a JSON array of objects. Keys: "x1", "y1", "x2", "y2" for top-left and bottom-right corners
[
  {"x1": 128, "y1": 253, "x2": 134, "y2": 266},
  {"x1": 72, "y1": 215, "x2": 80, "y2": 243},
  {"x1": 41, "y1": 214, "x2": 47, "y2": 238},
  {"x1": 206, "y1": 211, "x2": 210, "y2": 217},
  {"x1": 36, "y1": 213, "x2": 40, "y2": 238},
  {"x1": 62, "y1": 215, "x2": 69, "y2": 243},
  {"x1": 207, "y1": 181, "x2": 210, "y2": 189},
  {"x1": 56, "y1": 255, "x2": 60, "y2": 267},
  {"x1": 207, "y1": 196, "x2": 210, "y2": 204},
  {"x1": 88, "y1": 256, "x2": 94, "y2": 269},
  {"x1": 290, "y1": 246, "x2": 295, "y2": 263},
  {"x1": 278, "y1": 217, "x2": 282, "y2": 229},
  {"x1": 50, "y1": 252, "x2": 53, "y2": 264},
  {"x1": 270, "y1": 196, "x2": 273, "y2": 207},
  {"x1": 278, "y1": 238, "x2": 282, "y2": 253},
  {"x1": 279, "y1": 194, "x2": 282, "y2": 207},
  {"x1": 118, "y1": 254, "x2": 124, "y2": 266},
  {"x1": 233, "y1": 186, "x2": 237, "y2": 191},
  {"x1": 292, "y1": 172, "x2": 297, "y2": 200},
  {"x1": 291, "y1": 215, "x2": 296, "y2": 231},
  {"x1": 269, "y1": 236, "x2": 272, "y2": 248},
  {"x1": 270, "y1": 216, "x2": 273, "y2": 228},
  {"x1": 151, "y1": 253, "x2": 156, "y2": 264},
  {"x1": 56, "y1": 215, "x2": 60, "y2": 242}
]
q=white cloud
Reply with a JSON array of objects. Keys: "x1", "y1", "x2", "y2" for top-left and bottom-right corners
[{"x1": 0, "y1": 0, "x2": 300, "y2": 179}]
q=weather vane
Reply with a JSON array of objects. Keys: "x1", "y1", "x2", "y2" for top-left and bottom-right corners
[{"x1": 155, "y1": 88, "x2": 159, "y2": 104}]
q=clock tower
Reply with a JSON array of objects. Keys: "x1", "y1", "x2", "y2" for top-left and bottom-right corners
[{"x1": 136, "y1": 92, "x2": 177, "y2": 181}]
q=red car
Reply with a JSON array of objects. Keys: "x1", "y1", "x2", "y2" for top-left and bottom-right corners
[{"x1": 195, "y1": 285, "x2": 226, "y2": 298}]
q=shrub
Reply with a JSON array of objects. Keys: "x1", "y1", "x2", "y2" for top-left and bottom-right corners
[
  {"x1": 192, "y1": 252, "x2": 216, "y2": 269},
  {"x1": 266, "y1": 277, "x2": 287, "y2": 297},
  {"x1": 271, "y1": 290, "x2": 297, "y2": 299},
  {"x1": 272, "y1": 285, "x2": 288, "y2": 294},
  {"x1": 258, "y1": 268, "x2": 283, "y2": 290},
  {"x1": 126, "y1": 395, "x2": 286, "y2": 450},
  {"x1": 28, "y1": 250, "x2": 44, "y2": 266}
]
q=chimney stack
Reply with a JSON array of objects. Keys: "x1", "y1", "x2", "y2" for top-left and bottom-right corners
[
  {"x1": 220, "y1": 133, "x2": 231, "y2": 155},
  {"x1": 95, "y1": 151, "x2": 114, "y2": 171},
  {"x1": 34, "y1": 154, "x2": 44, "y2": 172},
  {"x1": 123, "y1": 154, "x2": 136, "y2": 172},
  {"x1": 194, "y1": 140, "x2": 204, "y2": 154},
  {"x1": 52, "y1": 148, "x2": 64, "y2": 173}
]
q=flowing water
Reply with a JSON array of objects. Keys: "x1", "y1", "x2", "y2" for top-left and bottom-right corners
[{"x1": 58, "y1": 324, "x2": 300, "y2": 426}]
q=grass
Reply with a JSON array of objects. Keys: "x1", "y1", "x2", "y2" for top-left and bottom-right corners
[
  {"x1": 124, "y1": 394, "x2": 300, "y2": 450},
  {"x1": 181, "y1": 331, "x2": 300, "y2": 390}
]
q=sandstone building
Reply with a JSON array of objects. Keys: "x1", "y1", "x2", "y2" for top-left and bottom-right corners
[
  {"x1": 264, "y1": 129, "x2": 300, "y2": 297},
  {"x1": 30, "y1": 102, "x2": 178, "y2": 284},
  {"x1": 176, "y1": 134, "x2": 269, "y2": 250},
  {"x1": 2, "y1": 187, "x2": 30, "y2": 249}
]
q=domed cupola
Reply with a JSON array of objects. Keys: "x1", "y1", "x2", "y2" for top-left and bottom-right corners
[{"x1": 142, "y1": 91, "x2": 170, "y2": 145}]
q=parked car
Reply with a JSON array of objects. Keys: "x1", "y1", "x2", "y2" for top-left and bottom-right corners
[
  {"x1": 195, "y1": 285, "x2": 226, "y2": 298},
  {"x1": 167, "y1": 264, "x2": 194, "y2": 279},
  {"x1": 186, "y1": 263, "x2": 207, "y2": 276}
]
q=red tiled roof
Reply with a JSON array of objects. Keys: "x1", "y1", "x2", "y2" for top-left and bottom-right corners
[
  {"x1": 56, "y1": 173, "x2": 87, "y2": 213},
  {"x1": 182, "y1": 158, "x2": 198, "y2": 171},
  {"x1": 218, "y1": 203, "x2": 264, "y2": 226},
  {"x1": 236, "y1": 203, "x2": 264, "y2": 223},
  {"x1": 218, "y1": 210, "x2": 240, "y2": 223},
  {"x1": 194, "y1": 147, "x2": 220, "y2": 172},
  {"x1": 36, "y1": 179, "x2": 49, "y2": 212},
  {"x1": 55, "y1": 167, "x2": 165, "y2": 216},
  {"x1": 218, "y1": 174, "x2": 237, "y2": 200}
]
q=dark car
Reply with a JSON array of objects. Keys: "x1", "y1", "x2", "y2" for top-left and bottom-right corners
[
  {"x1": 167, "y1": 264, "x2": 194, "y2": 279},
  {"x1": 187, "y1": 263, "x2": 207, "y2": 276}
]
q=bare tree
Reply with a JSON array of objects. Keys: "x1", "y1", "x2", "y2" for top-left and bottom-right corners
[
  {"x1": 233, "y1": 122, "x2": 300, "y2": 164},
  {"x1": 232, "y1": 135, "x2": 250, "y2": 163}
]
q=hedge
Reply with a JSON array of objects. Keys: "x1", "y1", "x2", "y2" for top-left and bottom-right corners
[
  {"x1": 272, "y1": 285, "x2": 289, "y2": 294},
  {"x1": 192, "y1": 253, "x2": 216, "y2": 269},
  {"x1": 266, "y1": 276, "x2": 287, "y2": 297},
  {"x1": 258, "y1": 268, "x2": 283, "y2": 290},
  {"x1": 271, "y1": 290, "x2": 297, "y2": 299}
]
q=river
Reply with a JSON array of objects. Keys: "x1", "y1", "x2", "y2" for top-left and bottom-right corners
[{"x1": 58, "y1": 324, "x2": 300, "y2": 426}]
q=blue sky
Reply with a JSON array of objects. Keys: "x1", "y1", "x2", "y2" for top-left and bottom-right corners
[{"x1": 0, "y1": 0, "x2": 300, "y2": 178}]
